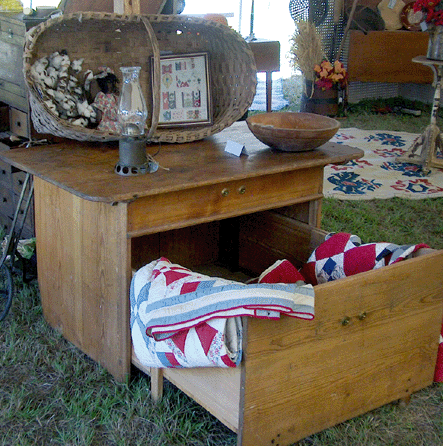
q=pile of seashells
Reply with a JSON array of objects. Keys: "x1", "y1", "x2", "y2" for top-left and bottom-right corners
[{"x1": 29, "y1": 50, "x2": 103, "y2": 129}]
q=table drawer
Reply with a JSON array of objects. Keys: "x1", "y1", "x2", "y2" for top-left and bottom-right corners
[
  {"x1": 10, "y1": 108, "x2": 29, "y2": 138},
  {"x1": 0, "y1": 82, "x2": 28, "y2": 112},
  {"x1": 0, "y1": 211, "x2": 11, "y2": 235},
  {"x1": 127, "y1": 167, "x2": 324, "y2": 236},
  {"x1": 0, "y1": 16, "x2": 25, "y2": 42},
  {"x1": 0, "y1": 157, "x2": 11, "y2": 187},
  {"x1": 0, "y1": 185, "x2": 13, "y2": 217},
  {"x1": 0, "y1": 38, "x2": 25, "y2": 86}
]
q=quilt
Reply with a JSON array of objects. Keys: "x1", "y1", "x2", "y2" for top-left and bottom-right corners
[
  {"x1": 130, "y1": 258, "x2": 315, "y2": 368},
  {"x1": 300, "y1": 232, "x2": 429, "y2": 285}
]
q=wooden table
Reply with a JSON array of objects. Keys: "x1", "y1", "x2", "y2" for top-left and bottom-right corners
[
  {"x1": 2, "y1": 124, "x2": 443, "y2": 446},
  {"x1": 0, "y1": 122, "x2": 362, "y2": 380},
  {"x1": 4, "y1": 123, "x2": 410, "y2": 446}
]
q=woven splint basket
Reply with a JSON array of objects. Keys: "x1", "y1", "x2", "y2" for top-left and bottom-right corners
[{"x1": 23, "y1": 12, "x2": 257, "y2": 143}]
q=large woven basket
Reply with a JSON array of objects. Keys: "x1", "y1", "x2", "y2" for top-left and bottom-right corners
[{"x1": 23, "y1": 12, "x2": 257, "y2": 143}]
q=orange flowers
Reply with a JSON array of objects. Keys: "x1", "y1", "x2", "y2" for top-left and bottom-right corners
[{"x1": 314, "y1": 60, "x2": 348, "y2": 90}]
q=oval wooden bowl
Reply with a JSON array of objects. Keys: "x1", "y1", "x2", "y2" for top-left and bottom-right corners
[{"x1": 246, "y1": 112, "x2": 340, "y2": 152}]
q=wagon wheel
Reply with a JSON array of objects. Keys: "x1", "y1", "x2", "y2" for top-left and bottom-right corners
[{"x1": 0, "y1": 263, "x2": 13, "y2": 322}]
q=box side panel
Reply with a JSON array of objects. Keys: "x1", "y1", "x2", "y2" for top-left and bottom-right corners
[{"x1": 239, "y1": 250, "x2": 443, "y2": 446}]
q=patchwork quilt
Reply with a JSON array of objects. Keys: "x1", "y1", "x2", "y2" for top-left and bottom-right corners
[
  {"x1": 298, "y1": 232, "x2": 443, "y2": 383},
  {"x1": 301, "y1": 232, "x2": 429, "y2": 285},
  {"x1": 130, "y1": 258, "x2": 315, "y2": 368}
]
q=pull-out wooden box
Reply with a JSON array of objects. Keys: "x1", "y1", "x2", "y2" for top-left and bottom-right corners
[{"x1": 133, "y1": 211, "x2": 443, "y2": 446}]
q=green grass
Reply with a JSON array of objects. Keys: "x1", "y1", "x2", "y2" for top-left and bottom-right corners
[
  {"x1": 1, "y1": 85, "x2": 443, "y2": 445},
  {"x1": 1, "y1": 280, "x2": 236, "y2": 446},
  {"x1": 322, "y1": 197, "x2": 443, "y2": 249}
]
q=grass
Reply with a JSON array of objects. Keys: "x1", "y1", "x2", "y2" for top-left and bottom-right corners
[{"x1": 1, "y1": 81, "x2": 443, "y2": 445}]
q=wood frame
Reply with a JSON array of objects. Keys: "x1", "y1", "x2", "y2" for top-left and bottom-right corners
[{"x1": 155, "y1": 52, "x2": 212, "y2": 127}]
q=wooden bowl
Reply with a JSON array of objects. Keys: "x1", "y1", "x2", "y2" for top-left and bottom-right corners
[{"x1": 246, "y1": 112, "x2": 340, "y2": 152}]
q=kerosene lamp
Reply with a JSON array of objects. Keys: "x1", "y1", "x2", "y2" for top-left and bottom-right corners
[{"x1": 115, "y1": 66, "x2": 149, "y2": 176}]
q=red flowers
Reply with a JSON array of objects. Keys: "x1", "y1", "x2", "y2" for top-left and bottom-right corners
[
  {"x1": 414, "y1": 0, "x2": 443, "y2": 26},
  {"x1": 313, "y1": 60, "x2": 348, "y2": 91}
]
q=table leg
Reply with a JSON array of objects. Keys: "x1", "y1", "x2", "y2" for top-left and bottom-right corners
[
  {"x1": 265, "y1": 71, "x2": 272, "y2": 113},
  {"x1": 150, "y1": 368, "x2": 164, "y2": 401}
]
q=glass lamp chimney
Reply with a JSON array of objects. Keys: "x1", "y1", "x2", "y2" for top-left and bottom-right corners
[{"x1": 115, "y1": 66, "x2": 150, "y2": 176}]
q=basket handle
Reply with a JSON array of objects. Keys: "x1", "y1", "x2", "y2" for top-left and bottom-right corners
[{"x1": 141, "y1": 16, "x2": 161, "y2": 142}]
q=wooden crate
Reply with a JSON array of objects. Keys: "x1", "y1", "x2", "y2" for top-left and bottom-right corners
[
  {"x1": 347, "y1": 30, "x2": 432, "y2": 84},
  {"x1": 133, "y1": 211, "x2": 443, "y2": 446}
]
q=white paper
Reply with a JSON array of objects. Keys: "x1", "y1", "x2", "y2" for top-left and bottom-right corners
[{"x1": 225, "y1": 140, "x2": 248, "y2": 157}]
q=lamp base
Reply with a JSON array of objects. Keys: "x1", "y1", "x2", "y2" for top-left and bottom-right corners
[{"x1": 115, "y1": 136, "x2": 149, "y2": 176}]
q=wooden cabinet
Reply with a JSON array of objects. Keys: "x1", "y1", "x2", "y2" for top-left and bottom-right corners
[
  {"x1": 347, "y1": 30, "x2": 433, "y2": 84},
  {"x1": 0, "y1": 143, "x2": 34, "y2": 237},
  {"x1": 0, "y1": 15, "x2": 29, "y2": 113},
  {"x1": 0, "y1": 11, "x2": 57, "y2": 237}
]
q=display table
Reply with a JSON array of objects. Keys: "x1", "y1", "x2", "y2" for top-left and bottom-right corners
[
  {"x1": 2, "y1": 123, "x2": 443, "y2": 446},
  {"x1": 248, "y1": 39, "x2": 280, "y2": 112},
  {"x1": 0, "y1": 121, "x2": 361, "y2": 374}
]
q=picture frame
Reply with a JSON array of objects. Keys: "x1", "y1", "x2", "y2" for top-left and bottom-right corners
[{"x1": 154, "y1": 52, "x2": 212, "y2": 127}]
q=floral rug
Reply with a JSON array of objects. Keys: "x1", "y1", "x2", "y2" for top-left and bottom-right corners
[{"x1": 324, "y1": 128, "x2": 443, "y2": 200}]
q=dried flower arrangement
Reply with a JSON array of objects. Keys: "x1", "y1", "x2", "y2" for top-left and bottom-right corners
[
  {"x1": 314, "y1": 60, "x2": 348, "y2": 91},
  {"x1": 414, "y1": 0, "x2": 443, "y2": 26},
  {"x1": 290, "y1": 20, "x2": 325, "y2": 83},
  {"x1": 290, "y1": 20, "x2": 348, "y2": 93}
]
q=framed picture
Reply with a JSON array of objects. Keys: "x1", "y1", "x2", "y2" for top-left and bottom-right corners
[{"x1": 154, "y1": 52, "x2": 212, "y2": 127}]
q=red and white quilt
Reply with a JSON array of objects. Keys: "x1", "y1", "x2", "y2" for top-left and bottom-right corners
[
  {"x1": 130, "y1": 257, "x2": 314, "y2": 369},
  {"x1": 300, "y1": 232, "x2": 429, "y2": 285}
]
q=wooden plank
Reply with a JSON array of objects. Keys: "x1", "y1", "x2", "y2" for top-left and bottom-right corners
[
  {"x1": 132, "y1": 351, "x2": 241, "y2": 432},
  {"x1": 248, "y1": 40, "x2": 280, "y2": 72},
  {"x1": 348, "y1": 30, "x2": 432, "y2": 84},
  {"x1": 238, "y1": 212, "x2": 327, "y2": 274},
  {"x1": 0, "y1": 126, "x2": 363, "y2": 203},
  {"x1": 163, "y1": 366, "x2": 241, "y2": 432},
  {"x1": 34, "y1": 177, "x2": 132, "y2": 382},
  {"x1": 238, "y1": 250, "x2": 443, "y2": 446},
  {"x1": 131, "y1": 222, "x2": 221, "y2": 271}
]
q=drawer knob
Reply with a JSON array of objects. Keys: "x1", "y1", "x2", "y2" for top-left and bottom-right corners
[
  {"x1": 238, "y1": 185, "x2": 246, "y2": 194},
  {"x1": 341, "y1": 316, "x2": 351, "y2": 326},
  {"x1": 8, "y1": 28, "x2": 13, "y2": 39},
  {"x1": 221, "y1": 188, "x2": 229, "y2": 197},
  {"x1": 358, "y1": 311, "x2": 367, "y2": 321}
]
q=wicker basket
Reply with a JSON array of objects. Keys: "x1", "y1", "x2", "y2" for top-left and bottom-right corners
[{"x1": 23, "y1": 12, "x2": 257, "y2": 143}]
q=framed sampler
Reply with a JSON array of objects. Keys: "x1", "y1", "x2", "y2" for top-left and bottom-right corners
[{"x1": 155, "y1": 52, "x2": 212, "y2": 127}]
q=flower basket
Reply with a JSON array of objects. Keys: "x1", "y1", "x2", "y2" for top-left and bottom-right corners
[{"x1": 23, "y1": 12, "x2": 257, "y2": 142}]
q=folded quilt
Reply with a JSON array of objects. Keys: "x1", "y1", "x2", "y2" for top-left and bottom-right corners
[
  {"x1": 301, "y1": 232, "x2": 429, "y2": 285},
  {"x1": 130, "y1": 257, "x2": 315, "y2": 368}
]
